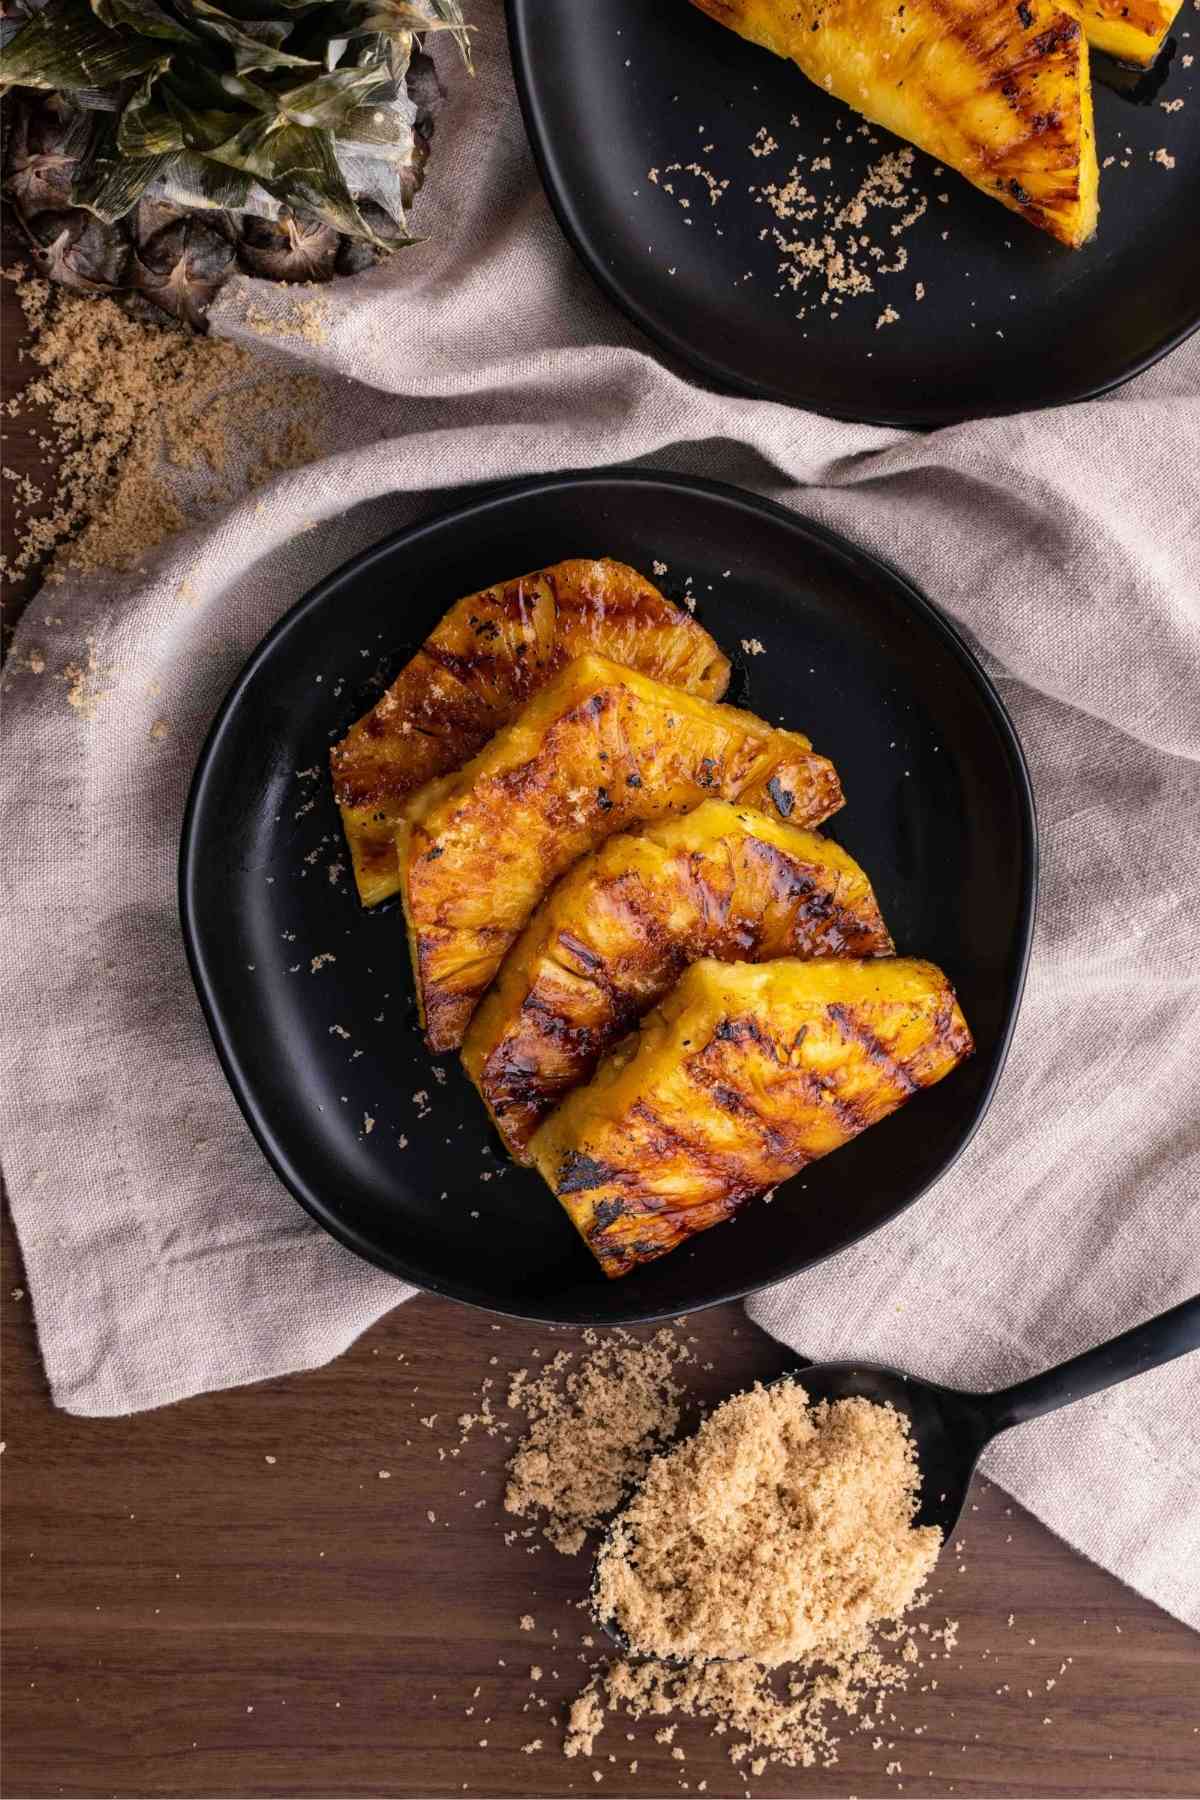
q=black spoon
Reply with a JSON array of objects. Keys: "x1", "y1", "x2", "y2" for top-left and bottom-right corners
[
  {"x1": 774, "y1": 1292, "x2": 1200, "y2": 1541},
  {"x1": 596, "y1": 1294, "x2": 1200, "y2": 1649}
]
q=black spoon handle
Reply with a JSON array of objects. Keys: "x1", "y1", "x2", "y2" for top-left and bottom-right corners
[{"x1": 978, "y1": 1294, "x2": 1200, "y2": 1437}]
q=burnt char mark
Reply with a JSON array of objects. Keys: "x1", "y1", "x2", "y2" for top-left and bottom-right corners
[
  {"x1": 622, "y1": 1100, "x2": 764, "y2": 1208},
  {"x1": 1031, "y1": 14, "x2": 1080, "y2": 52},
  {"x1": 767, "y1": 775, "x2": 795, "y2": 818},
  {"x1": 557, "y1": 1150, "x2": 620, "y2": 1195},
  {"x1": 508, "y1": 993, "x2": 604, "y2": 1055},
  {"x1": 714, "y1": 1014, "x2": 774, "y2": 1054},
  {"x1": 593, "y1": 1197, "x2": 626, "y2": 1230},
  {"x1": 827, "y1": 1003, "x2": 920, "y2": 1096},
  {"x1": 689, "y1": 1054, "x2": 829, "y2": 1160},
  {"x1": 553, "y1": 563, "x2": 683, "y2": 632},
  {"x1": 742, "y1": 840, "x2": 890, "y2": 954},
  {"x1": 933, "y1": 992, "x2": 976, "y2": 1061},
  {"x1": 423, "y1": 642, "x2": 514, "y2": 689},
  {"x1": 557, "y1": 931, "x2": 604, "y2": 974}
]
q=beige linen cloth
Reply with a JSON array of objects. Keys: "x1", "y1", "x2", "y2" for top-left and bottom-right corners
[{"x1": 2, "y1": 1, "x2": 1198, "y2": 1626}]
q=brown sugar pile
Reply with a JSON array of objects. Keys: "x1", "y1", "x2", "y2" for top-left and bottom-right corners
[
  {"x1": 593, "y1": 1379, "x2": 940, "y2": 1667},
  {"x1": 1, "y1": 267, "x2": 325, "y2": 590},
  {"x1": 461, "y1": 1330, "x2": 962, "y2": 1776},
  {"x1": 502, "y1": 1328, "x2": 694, "y2": 1554}
]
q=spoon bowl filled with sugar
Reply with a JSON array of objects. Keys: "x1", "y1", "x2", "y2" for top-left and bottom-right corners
[{"x1": 593, "y1": 1294, "x2": 1200, "y2": 1667}]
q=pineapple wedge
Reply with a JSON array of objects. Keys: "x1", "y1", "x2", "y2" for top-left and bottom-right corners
[
  {"x1": 530, "y1": 957, "x2": 973, "y2": 1279},
  {"x1": 398, "y1": 655, "x2": 843, "y2": 1052},
  {"x1": 331, "y1": 559, "x2": 730, "y2": 907},
  {"x1": 463, "y1": 800, "x2": 892, "y2": 1161},
  {"x1": 1081, "y1": 0, "x2": 1180, "y2": 64},
  {"x1": 691, "y1": 0, "x2": 1098, "y2": 248}
]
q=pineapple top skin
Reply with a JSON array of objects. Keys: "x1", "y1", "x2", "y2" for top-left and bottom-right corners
[
  {"x1": 529, "y1": 956, "x2": 974, "y2": 1279},
  {"x1": 330, "y1": 558, "x2": 730, "y2": 907},
  {"x1": 463, "y1": 799, "x2": 893, "y2": 1161},
  {"x1": 397, "y1": 654, "x2": 844, "y2": 1052},
  {"x1": 691, "y1": 0, "x2": 1099, "y2": 248}
]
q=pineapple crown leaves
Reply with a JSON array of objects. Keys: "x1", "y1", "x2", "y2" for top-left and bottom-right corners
[{"x1": 0, "y1": 0, "x2": 471, "y2": 245}]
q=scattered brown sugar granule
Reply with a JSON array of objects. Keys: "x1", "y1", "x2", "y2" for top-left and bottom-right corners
[
  {"x1": 594, "y1": 1380, "x2": 940, "y2": 1667},
  {"x1": 1, "y1": 266, "x2": 324, "y2": 592},
  {"x1": 567, "y1": 1635, "x2": 918, "y2": 1776},
  {"x1": 504, "y1": 1328, "x2": 693, "y2": 1555},
  {"x1": 242, "y1": 290, "x2": 330, "y2": 346}
]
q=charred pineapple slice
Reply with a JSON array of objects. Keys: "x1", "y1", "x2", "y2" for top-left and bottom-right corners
[
  {"x1": 691, "y1": 0, "x2": 1098, "y2": 248},
  {"x1": 398, "y1": 655, "x2": 843, "y2": 1052},
  {"x1": 331, "y1": 559, "x2": 731, "y2": 907},
  {"x1": 1081, "y1": 0, "x2": 1180, "y2": 64},
  {"x1": 530, "y1": 957, "x2": 973, "y2": 1279},
  {"x1": 463, "y1": 800, "x2": 891, "y2": 1161}
]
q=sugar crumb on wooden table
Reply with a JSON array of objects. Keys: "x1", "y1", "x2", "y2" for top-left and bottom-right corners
[{"x1": 3, "y1": 1240, "x2": 1199, "y2": 1795}]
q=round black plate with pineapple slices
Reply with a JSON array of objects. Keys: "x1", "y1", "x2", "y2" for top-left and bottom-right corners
[
  {"x1": 181, "y1": 471, "x2": 1036, "y2": 1324},
  {"x1": 507, "y1": 0, "x2": 1199, "y2": 427}
]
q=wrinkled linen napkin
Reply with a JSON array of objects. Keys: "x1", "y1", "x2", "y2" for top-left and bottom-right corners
[{"x1": 2, "y1": 0, "x2": 1197, "y2": 1625}]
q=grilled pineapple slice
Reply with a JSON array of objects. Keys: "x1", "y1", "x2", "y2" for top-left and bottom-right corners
[
  {"x1": 691, "y1": 0, "x2": 1098, "y2": 248},
  {"x1": 1082, "y1": 0, "x2": 1180, "y2": 64},
  {"x1": 530, "y1": 957, "x2": 973, "y2": 1279},
  {"x1": 463, "y1": 800, "x2": 891, "y2": 1160},
  {"x1": 398, "y1": 655, "x2": 844, "y2": 1052},
  {"x1": 331, "y1": 559, "x2": 730, "y2": 907}
]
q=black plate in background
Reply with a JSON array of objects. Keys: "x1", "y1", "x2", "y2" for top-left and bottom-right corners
[
  {"x1": 180, "y1": 471, "x2": 1036, "y2": 1324},
  {"x1": 507, "y1": 0, "x2": 1199, "y2": 426}
]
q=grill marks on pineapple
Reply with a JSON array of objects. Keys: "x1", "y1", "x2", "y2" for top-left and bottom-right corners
[
  {"x1": 691, "y1": 0, "x2": 1096, "y2": 247},
  {"x1": 529, "y1": 959, "x2": 973, "y2": 1278},
  {"x1": 331, "y1": 560, "x2": 731, "y2": 906},
  {"x1": 400, "y1": 658, "x2": 843, "y2": 1051},
  {"x1": 461, "y1": 803, "x2": 886, "y2": 1156},
  {"x1": 919, "y1": 0, "x2": 1088, "y2": 232},
  {"x1": 827, "y1": 1002, "x2": 922, "y2": 1097}
]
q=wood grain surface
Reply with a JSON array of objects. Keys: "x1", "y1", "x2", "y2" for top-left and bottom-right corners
[
  {"x1": 3, "y1": 1209, "x2": 1199, "y2": 1800},
  {"x1": 2, "y1": 257, "x2": 1199, "y2": 1800}
]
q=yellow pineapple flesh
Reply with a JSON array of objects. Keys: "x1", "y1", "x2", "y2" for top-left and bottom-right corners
[
  {"x1": 331, "y1": 559, "x2": 731, "y2": 907},
  {"x1": 463, "y1": 799, "x2": 891, "y2": 1160},
  {"x1": 398, "y1": 655, "x2": 843, "y2": 1052},
  {"x1": 529, "y1": 956, "x2": 973, "y2": 1279},
  {"x1": 691, "y1": 0, "x2": 1099, "y2": 248},
  {"x1": 1081, "y1": 0, "x2": 1181, "y2": 64}
]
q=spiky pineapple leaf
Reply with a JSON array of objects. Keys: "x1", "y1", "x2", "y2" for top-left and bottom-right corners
[
  {"x1": 151, "y1": 147, "x2": 279, "y2": 214},
  {"x1": 90, "y1": 0, "x2": 199, "y2": 46},
  {"x1": 0, "y1": 0, "x2": 171, "y2": 89},
  {"x1": 3, "y1": 0, "x2": 471, "y2": 260},
  {"x1": 188, "y1": 1, "x2": 318, "y2": 75},
  {"x1": 71, "y1": 105, "x2": 172, "y2": 214}
]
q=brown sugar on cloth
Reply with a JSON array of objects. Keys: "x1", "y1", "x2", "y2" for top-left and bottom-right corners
[
  {"x1": 1, "y1": 267, "x2": 325, "y2": 591},
  {"x1": 503, "y1": 1328, "x2": 694, "y2": 1555},
  {"x1": 593, "y1": 1379, "x2": 940, "y2": 1666}
]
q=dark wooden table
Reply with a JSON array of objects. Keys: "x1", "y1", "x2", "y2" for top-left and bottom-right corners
[
  {"x1": 3, "y1": 261, "x2": 1199, "y2": 1800},
  {"x1": 5, "y1": 1210, "x2": 1200, "y2": 1800}
]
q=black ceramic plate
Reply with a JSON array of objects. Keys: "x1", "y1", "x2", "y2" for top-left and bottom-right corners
[
  {"x1": 507, "y1": 0, "x2": 1199, "y2": 426},
  {"x1": 180, "y1": 471, "x2": 1036, "y2": 1323}
]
